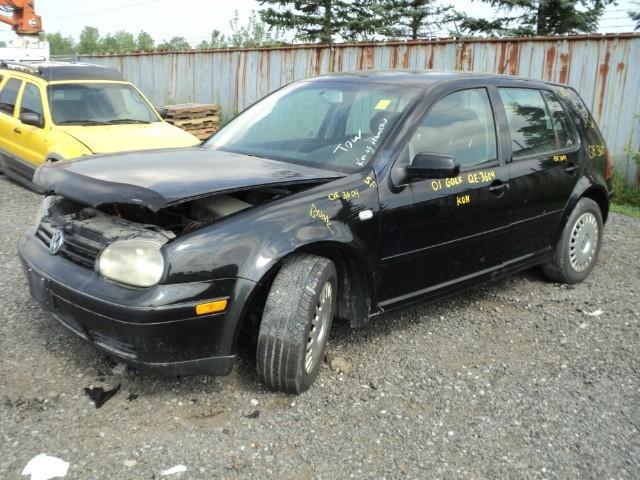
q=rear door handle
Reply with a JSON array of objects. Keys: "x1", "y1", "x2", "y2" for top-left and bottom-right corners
[
  {"x1": 565, "y1": 162, "x2": 578, "y2": 174},
  {"x1": 488, "y1": 180, "x2": 508, "y2": 197},
  {"x1": 13, "y1": 127, "x2": 22, "y2": 134}
]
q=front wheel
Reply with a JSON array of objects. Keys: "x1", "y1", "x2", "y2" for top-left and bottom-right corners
[
  {"x1": 541, "y1": 198, "x2": 603, "y2": 284},
  {"x1": 257, "y1": 254, "x2": 337, "y2": 394}
]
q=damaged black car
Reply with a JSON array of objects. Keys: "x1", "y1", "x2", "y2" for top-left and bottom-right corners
[{"x1": 19, "y1": 72, "x2": 613, "y2": 393}]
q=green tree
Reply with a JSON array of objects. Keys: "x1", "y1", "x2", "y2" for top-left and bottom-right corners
[
  {"x1": 630, "y1": 4, "x2": 640, "y2": 30},
  {"x1": 100, "y1": 30, "x2": 136, "y2": 54},
  {"x1": 364, "y1": 0, "x2": 454, "y2": 40},
  {"x1": 136, "y1": 31, "x2": 155, "y2": 51},
  {"x1": 114, "y1": 30, "x2": 136, "y2": 53},
  {"x1": 44, "y1": 32, "x2": 77, "y2": 56},
  {"x1": 157, "y1": 36, "x2": 191, "y2": 51},
  {"x1": 77, "y1": 26, "x2": 101, "y2": 54},
  {"x1": 259, "y1": 0, "x2": 367, "y2": 44},
  {"x1": 229, "y1": 10, "x2": 281, "y2": 47},
  {"x1": 459, "y1": 0, "x2": 614, "y2": 36},
  {"x1": 339, "y1": 1, "x2": 389, "y2": 41},
  {"x1": 0, "y1": 41, "x2": 6, "y2": 48},
  {"x1": 197, "y1": 30, "x2": 229, "y2": 49},
  {"x1": 100, "y1": 33, "x2": 118, "y2": 53}
]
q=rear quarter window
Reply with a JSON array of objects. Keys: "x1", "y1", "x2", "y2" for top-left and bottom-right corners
[
  {"x1": 556, "y1": 87, "x2": 597, "y2": 131},
  {"x1": 556, "y1": 87, "x2": 606, "y2": 148}
]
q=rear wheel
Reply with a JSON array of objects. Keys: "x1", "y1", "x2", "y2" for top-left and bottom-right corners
[
  {"x1": 541, "y1": 198, "x2": 603, "y2": 284},
  {"x1": 256, "y1": 254, "x2": 336, "y2": 394}
]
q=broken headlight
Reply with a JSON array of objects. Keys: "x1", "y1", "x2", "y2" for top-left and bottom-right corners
[{"x1": 97, "y1": 239, "x2": 165, "y2": 287}]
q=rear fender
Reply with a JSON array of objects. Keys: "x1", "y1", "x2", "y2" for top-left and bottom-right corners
[{"x1": 554, "y1": 175, "x2": 610, "y2": 244}]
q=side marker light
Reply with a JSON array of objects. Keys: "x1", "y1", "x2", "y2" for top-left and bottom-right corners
[{"x1": 195, "y1": 299, "x2": 228, "y2": 316}]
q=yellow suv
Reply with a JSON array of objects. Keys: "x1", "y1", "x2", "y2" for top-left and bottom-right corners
[{"x1": 0, "y1": 61, "x2": 200, "y2": 189}]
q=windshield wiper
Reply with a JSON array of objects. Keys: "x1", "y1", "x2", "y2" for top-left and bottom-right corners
[
  {"x1": 106, "y1": 119, "x2": 151, "y2": 124},
  {"x1": 56, "y1": 120, "x2": 111, "y2": 126}
]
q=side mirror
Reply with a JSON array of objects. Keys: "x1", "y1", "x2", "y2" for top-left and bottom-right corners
[
  {"x1": 406, "y1": 152, "x2": 460, "y2": 180},
  {"x1": 20, "y1": 111, "x2": 44, "y2": 128}
]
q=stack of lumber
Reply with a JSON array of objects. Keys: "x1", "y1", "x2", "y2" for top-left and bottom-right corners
[{"x1": 162, "y1": 103, "x2": 220, "y2": 140}]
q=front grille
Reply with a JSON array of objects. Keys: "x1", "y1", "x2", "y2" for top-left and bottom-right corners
[{"x1": 36, "y1": 221, "x2": 105, "y2": 269}]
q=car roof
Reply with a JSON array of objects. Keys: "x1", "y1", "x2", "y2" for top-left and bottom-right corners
[
  {"x1": 0, "y1": 61, "x2": 124, "y2": 82},
  {"x1": 306, "y1": 70, "x2": 565, "y2": 89}
]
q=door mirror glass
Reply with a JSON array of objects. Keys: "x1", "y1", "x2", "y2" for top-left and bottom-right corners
[
  {"x1": 407, "y1": 152, "x2": 460, "y2": 179},
  {"x1": 20, "y1": 111, "x2": 44, "y2": 128}
]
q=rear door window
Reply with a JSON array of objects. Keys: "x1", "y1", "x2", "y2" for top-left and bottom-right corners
[
  {"x1": 498, "y1": 87, "x2": 577, "y2": 160},
  {"x1": 499, "y1": 88, "x2": 555, "y2": 159},
  {"x1": 0, "y1": 78, "x2": 22, "y2": 116}
]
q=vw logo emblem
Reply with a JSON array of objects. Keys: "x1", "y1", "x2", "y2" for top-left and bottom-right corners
[{"x1": 49, "y1": 229, "x2": 65, "y2": 255}]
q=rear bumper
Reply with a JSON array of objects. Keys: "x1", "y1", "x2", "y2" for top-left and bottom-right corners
[{"x1": 18, "y1": 232, "x2": 258, "y2": 375}]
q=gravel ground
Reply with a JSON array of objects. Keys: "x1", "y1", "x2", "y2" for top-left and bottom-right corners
[{"x1": 1, "y1": 174, "x2": 639, "y2": 480}]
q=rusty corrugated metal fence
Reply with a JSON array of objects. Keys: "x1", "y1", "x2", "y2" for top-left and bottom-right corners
[{"x1": 83, "y1": 34, "x2": 640, "y2": 182}]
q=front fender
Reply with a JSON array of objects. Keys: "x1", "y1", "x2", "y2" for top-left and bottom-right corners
[
  {"x1": 163, "y1": 173, "x2": 381, "y2": 286},
  {"x1": 48, "y1": 129, "x2": 93, "y2": 160}
]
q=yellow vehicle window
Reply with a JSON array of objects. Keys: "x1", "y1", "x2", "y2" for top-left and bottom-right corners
[
  {"x1": 0, "y1": 78, "x2": 22, "y2": 115},
  {"x1": 48, "y1": 83, "x2": 158, "y2": 125},
  {"x1": 21, "y1": 83, "x2": 44, "y2": 118}
]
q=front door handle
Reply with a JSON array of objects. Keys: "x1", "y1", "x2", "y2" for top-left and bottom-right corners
[
  {"x1": 13, "y1": 127, "x2": 22, "y2": 134},
  {"x1": 488, "y1": 180, "x2": 508, "y2": 197},
  {"x1": 565, "y1": 162, "x2": 578, "y2": 175}
]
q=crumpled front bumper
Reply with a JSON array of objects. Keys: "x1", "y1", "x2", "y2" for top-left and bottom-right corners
[{"x1": 18, "y1": 232, "x2": 257, "y2": 375}]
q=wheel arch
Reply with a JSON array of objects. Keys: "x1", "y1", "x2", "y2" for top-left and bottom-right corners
[
  {"x1": 581, "y1": 185, "x2": 609, "y2": 224},
  {"x1": 555, "y1": 177, "x2": 610, "y2": 244},
  {"x1": 292, "y1": 242, "x2": 374, "y2": 329},
  {"x1": 232, "y1": 241, "x2": 374, "y2": 351}
]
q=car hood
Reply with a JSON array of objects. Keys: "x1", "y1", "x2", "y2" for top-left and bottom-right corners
[
  {"x1": 60, "y1": 122, "x2": 200, "y2": 153},
  {"x1": 34, "y1": 147, "x2": 344, "y2": 212}
]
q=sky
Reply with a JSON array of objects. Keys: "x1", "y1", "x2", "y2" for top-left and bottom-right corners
[{"x1": 0, "y1": 0, "x2": 638, "y2": 44}]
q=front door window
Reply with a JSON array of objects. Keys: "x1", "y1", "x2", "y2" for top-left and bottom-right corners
[
  {"x1": 20, "y1": 83, "x2": 44, "y2": 123},
  {"x1": 408, "y1": 88, "x2": 498, "y2": 170}
]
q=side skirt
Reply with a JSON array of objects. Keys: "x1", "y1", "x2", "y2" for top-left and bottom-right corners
[{"x1": 372, "y1": 249, "x2": 552, "y2": 317}]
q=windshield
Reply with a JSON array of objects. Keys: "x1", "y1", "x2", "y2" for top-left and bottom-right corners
[
  {"x1": 205, "y1": 81, "x2": 421, "y2": 173},
  {"x1": 48, "y1": 83, "x2": 159, "y2": 125}
]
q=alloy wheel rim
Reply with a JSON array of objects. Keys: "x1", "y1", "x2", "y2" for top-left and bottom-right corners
[
  {"x1": 569, "y1": 212, "x2": 598, "y2": 273},
  {"x1": 305, "y1": 281, "x2": 333, "y2": 374}
]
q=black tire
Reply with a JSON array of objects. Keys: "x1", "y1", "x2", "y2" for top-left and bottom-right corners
[
  {"x1": 541, "y1": 198, "x2": 603, "y2": 284},
  {"x1": 257, "y1": 254, "x2": 337, "y2": 394}
]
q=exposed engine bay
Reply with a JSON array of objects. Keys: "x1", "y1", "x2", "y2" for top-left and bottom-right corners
[{"x1": 42, "y1": 184, "x2": 312, "y2": 245}]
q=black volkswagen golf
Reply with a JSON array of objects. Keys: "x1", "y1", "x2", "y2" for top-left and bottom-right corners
[{"x1": 19, "y1": 72, "x2": 613, "y2": 393}]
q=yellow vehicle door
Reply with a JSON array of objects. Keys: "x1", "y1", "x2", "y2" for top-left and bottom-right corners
[
  {"x1": 0, "y1": 77, "x2": 24, "y2": 167},
  {"x1": 14, "y1": 81, "x2": 49, "y2": 170}
]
